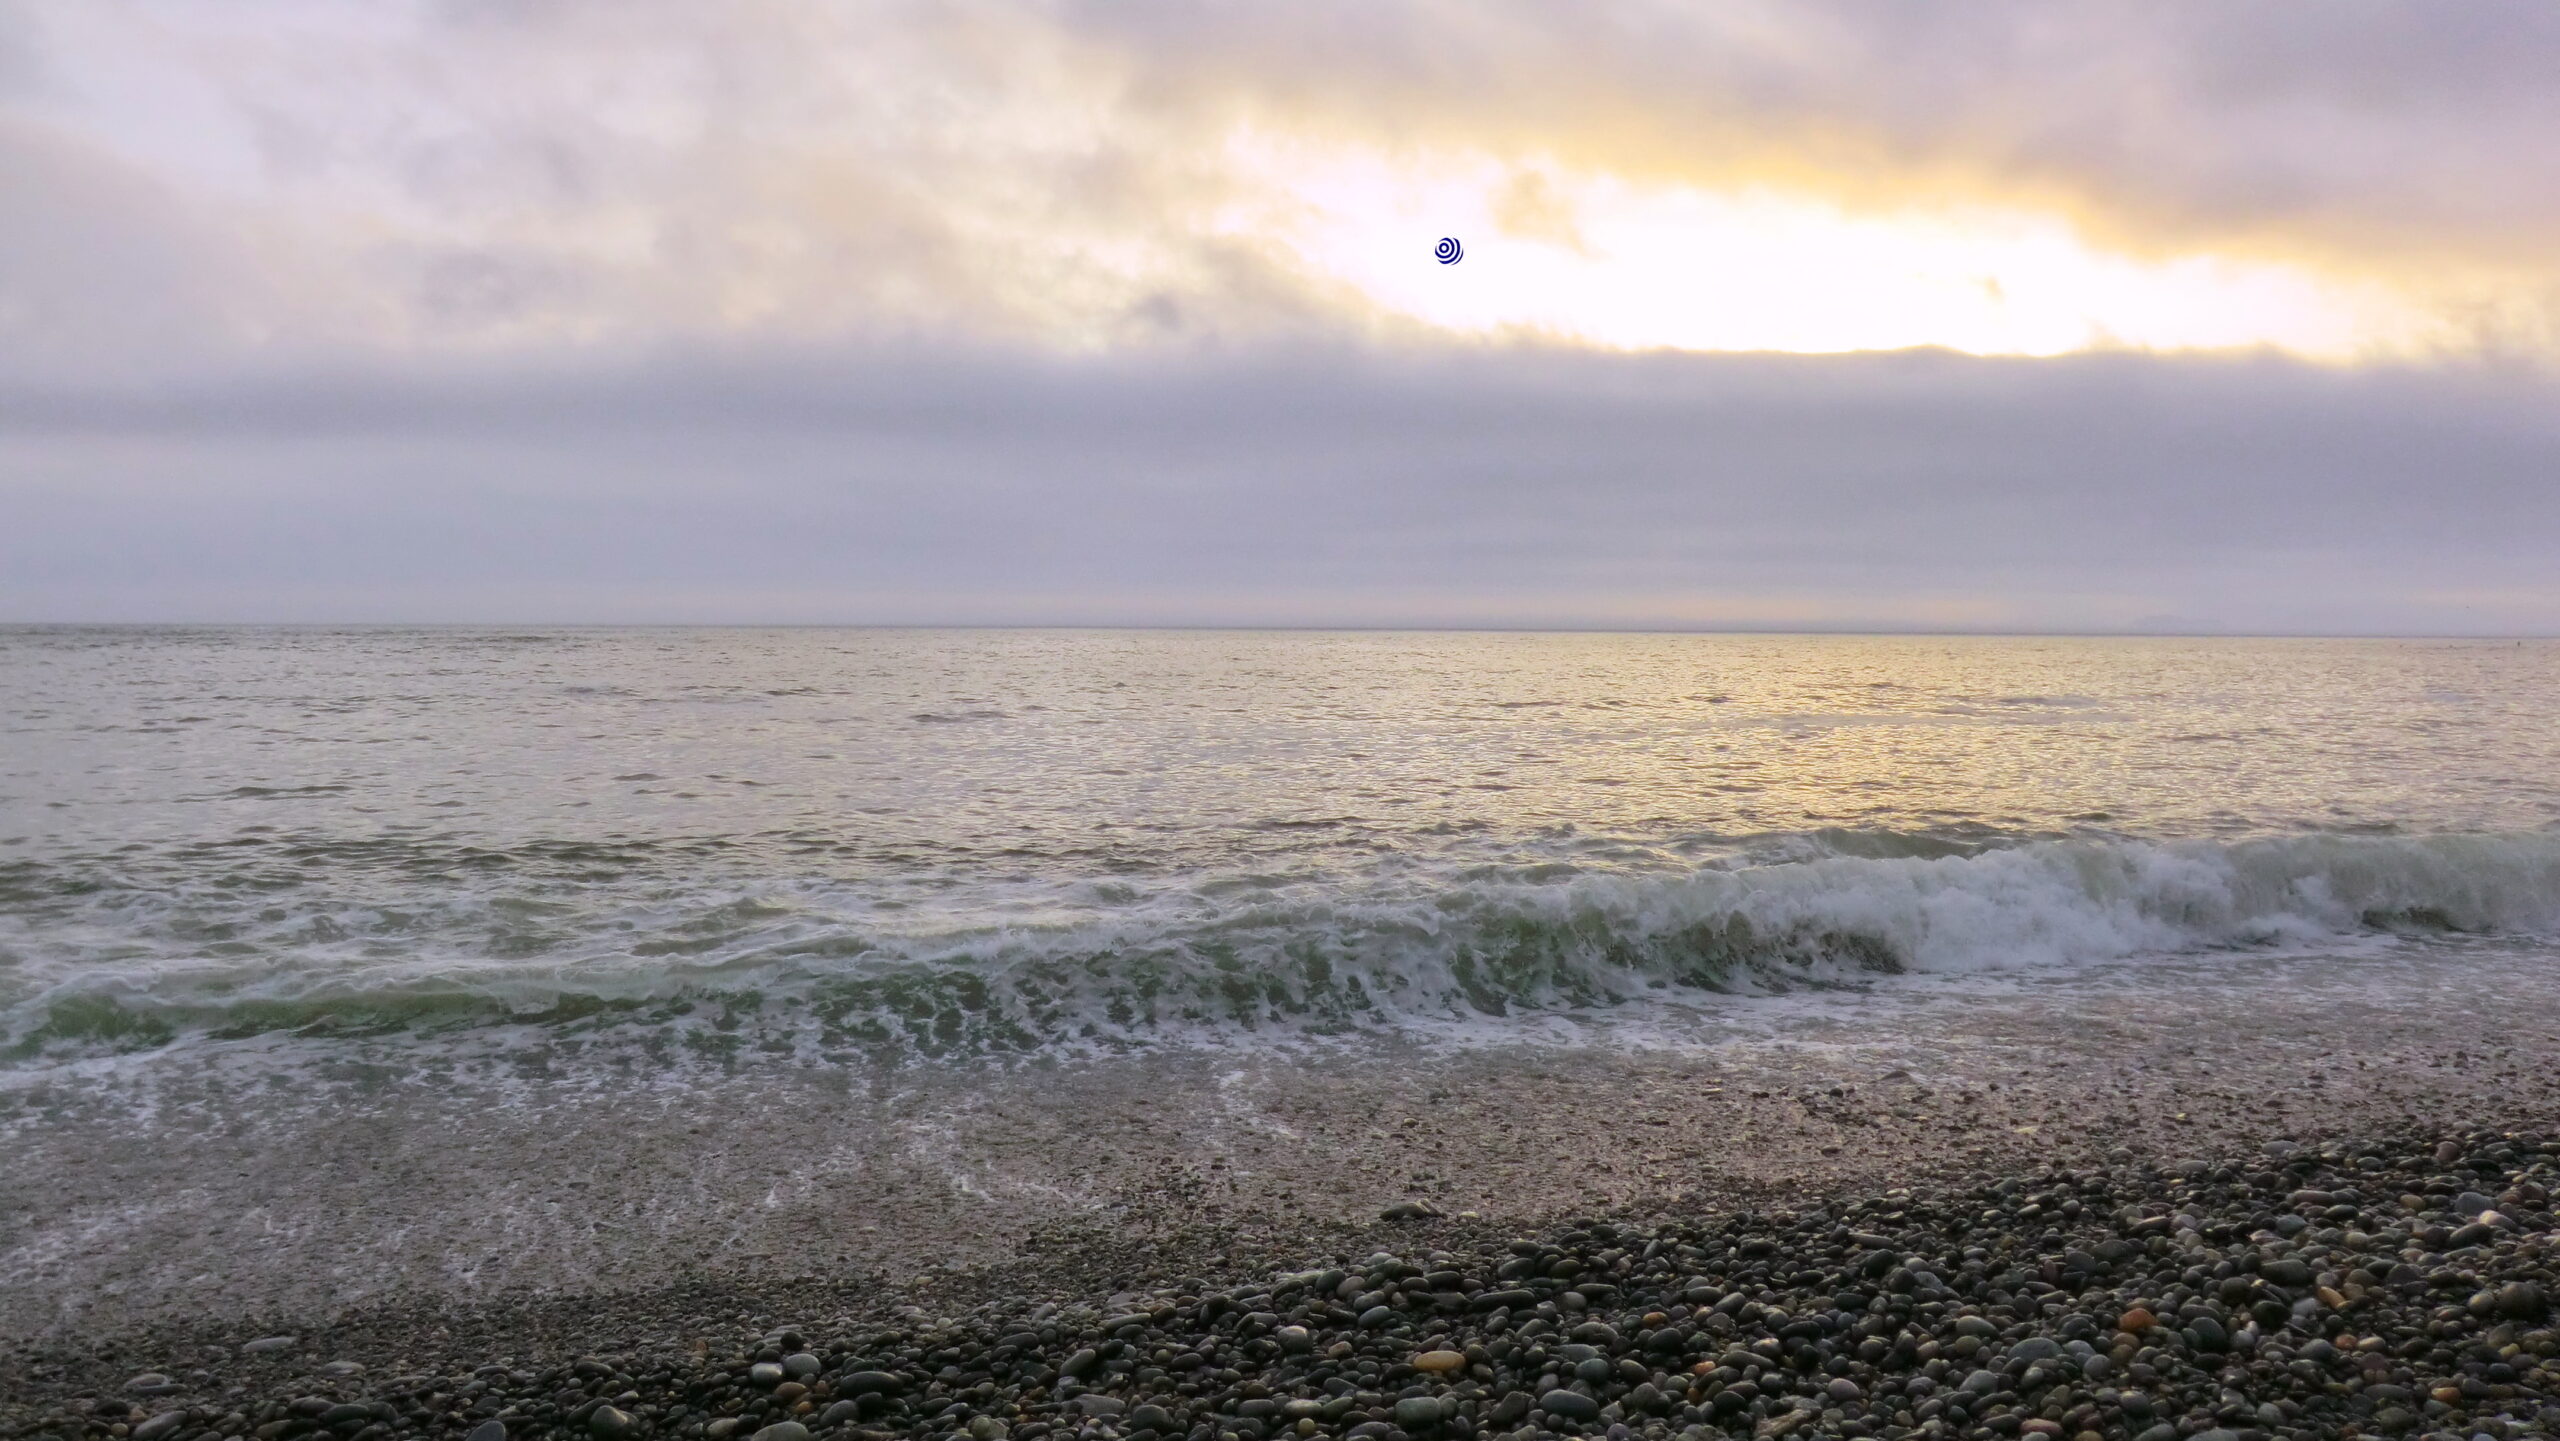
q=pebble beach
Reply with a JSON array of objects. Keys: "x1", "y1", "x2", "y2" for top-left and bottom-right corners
[{"x1": 8, "y1": 1117, "x2": 2559, "y2": 1441}]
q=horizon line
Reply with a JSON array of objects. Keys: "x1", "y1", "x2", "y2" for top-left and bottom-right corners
[{"x1": 2, "y1": 620, "x2": 2553, "y2": 641}]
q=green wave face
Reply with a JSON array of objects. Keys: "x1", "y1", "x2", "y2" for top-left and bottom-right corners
[{"x1": 7, "y1": 831, "x2": 2557, "y2": 1065}]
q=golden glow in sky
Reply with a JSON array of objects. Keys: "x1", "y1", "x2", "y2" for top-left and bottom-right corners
[
  {"x1": 1232, "y1": 145, "x2": 2448, "y2": 359},
  {"x1": 11, "y1": 2, "x2": 2550, "y2": 369}
]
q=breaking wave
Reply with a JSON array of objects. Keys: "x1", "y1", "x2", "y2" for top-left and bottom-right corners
[{"x1": 4, "y1": 830, "x2": 2558, "y2": 1062}]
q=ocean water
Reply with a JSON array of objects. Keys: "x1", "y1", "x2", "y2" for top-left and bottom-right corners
[{"x1": 4, "y1": 626, "x2": 2558, "y2": 1078}]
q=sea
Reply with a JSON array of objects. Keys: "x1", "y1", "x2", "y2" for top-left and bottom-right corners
[
  {"x1": 5, "y1": 626, "x2": 2557, "y2": 1083},
  {"x1": 11, "y1": 625, "x2": 2560, "y2": 1334}
]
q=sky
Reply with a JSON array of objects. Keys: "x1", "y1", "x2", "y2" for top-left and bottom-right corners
[{"x1": 3, "y1": 0, "x2": 2559, "y2": 631}]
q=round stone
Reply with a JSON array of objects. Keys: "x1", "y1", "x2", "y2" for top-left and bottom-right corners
[
  {"x1": 1538, "y1": 1390, "x2": 1600, "y2": 1423},
  {"x1": 1393, "y1": 1397, "x2": 1443, "y2": 1429}
]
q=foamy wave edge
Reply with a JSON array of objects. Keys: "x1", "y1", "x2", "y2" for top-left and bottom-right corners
[{"x1": 8, "y1": 830, "x2": 2560, "y2": 1059}]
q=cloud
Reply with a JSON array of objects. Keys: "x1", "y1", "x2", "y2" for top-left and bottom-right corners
[
  {"x1": 1071, "y1": 0, "x2": 2560, "y2": 261},
  {"x1": 6, "y1": 4, "x2": 2558, "y2": 629},
  {"x1": 6, "y1": 345, "x2": 2556, "y2": 631},
  {"x1": 6, "y1": 0, "x2": 2560, "y2": 374},
  {"x1": 0, "y1": 116, "x2": 274, "y2": 378}
]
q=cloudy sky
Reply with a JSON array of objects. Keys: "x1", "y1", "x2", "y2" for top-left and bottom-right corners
[{"x1": 4, "y1": 0, "x2": 2558, "y2": 630}]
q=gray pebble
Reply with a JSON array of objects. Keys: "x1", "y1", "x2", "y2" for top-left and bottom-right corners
[
  {"x1": 1538, "y1": 1390, "x2": 1599, "y2": 1422},
  {"x1": 1393, "y1": 1397, "x2": 1443, "y2": 1429},
  {"x1": 839, "y1": 1369, "x2": 901, "y2": 1394}
]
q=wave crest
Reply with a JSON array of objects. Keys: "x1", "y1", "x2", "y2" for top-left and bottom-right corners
[{"x1": 5, "y1": 830, "x2": 2557, "y2": 1060}]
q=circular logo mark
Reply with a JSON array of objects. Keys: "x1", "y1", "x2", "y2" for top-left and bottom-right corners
[{"x1": 1435, "y1": 237, "x2": 1463, "y2": 265}]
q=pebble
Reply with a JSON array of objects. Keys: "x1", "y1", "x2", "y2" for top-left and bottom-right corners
[
  {"x1": 1538, "y1": 1389, "x2": 1600, "y2": 1422},
  {"x1": 16, "y1": 1128, "x2": 2560, "y2": 1441}
]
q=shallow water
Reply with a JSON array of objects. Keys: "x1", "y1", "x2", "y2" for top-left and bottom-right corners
[{"x1": 4, "y1": 627, "x2": 2558, "y2": 1075}]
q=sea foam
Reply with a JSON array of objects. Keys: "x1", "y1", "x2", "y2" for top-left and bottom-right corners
[{"x1": 6, "y1": 829, "x2": 2556, "y2": 1062}]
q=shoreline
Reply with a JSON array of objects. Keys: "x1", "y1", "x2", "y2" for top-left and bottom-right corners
[
  {"x1": 5, "y1": 1120, "x2": 2556, "y2": 1440},
  {"x1": 9, "y1": 945, "x2": 2560, "y2": 1438},
  {"x1": 9, "y1": 946, "x2": 2560, "y2": 1347}
]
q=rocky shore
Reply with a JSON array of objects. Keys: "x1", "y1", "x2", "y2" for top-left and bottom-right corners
[{"x1": 9, "y1": 1129, "x2": 2557, "y2": 1441}]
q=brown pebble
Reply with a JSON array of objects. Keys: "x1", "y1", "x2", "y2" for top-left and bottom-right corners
[
  {"x1": 2119, "y1": 1307, "x2": 2155, "y2": 1331},
  {"x1": 1412, "y1": 1351, "x2": 1466, "y2": 1373}
]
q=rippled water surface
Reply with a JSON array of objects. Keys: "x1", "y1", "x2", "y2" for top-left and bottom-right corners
[{"x1": 4, "y1": 627, "x2": 2558, "y2": 1069}]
